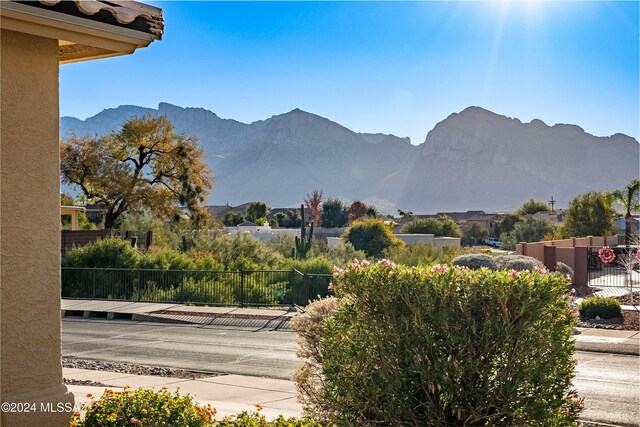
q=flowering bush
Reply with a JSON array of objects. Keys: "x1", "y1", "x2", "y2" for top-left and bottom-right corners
[
  {"x1": 301, "y1": 260, "x2": 581, "y2": 426},
  {"x1": 71, "y1": 387, "x2": 216, "y2": 426},
  {"x1": 71, "y1": 389, "x2": 322, "y2": 427},
  {"x1": 214, "y1": 411, "x2": 322, "y2": 426}
]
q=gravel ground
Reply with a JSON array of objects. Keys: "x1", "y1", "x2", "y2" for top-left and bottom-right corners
[
  {"x1": 62, "y1": 357, "x2": 210, "y2": 379},
  {"x1": 616, "y1": 291, "x2": 640, "y2": 306},
  {"x1": 64, "y1": 378, "x2": 115, "y2": 387},
  {"x1": 571, "y1": 288, "x2": 640, "y2": 331}
]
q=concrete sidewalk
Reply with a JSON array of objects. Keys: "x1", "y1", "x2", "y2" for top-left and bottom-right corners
[
  {"x1": 62, "y1": 299, "x2": 296, "y2": 330},
  {"x1": 65, "y1": 368, "x2": 302, "y2": 420}
]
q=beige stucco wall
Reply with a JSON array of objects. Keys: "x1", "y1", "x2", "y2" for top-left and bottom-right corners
[{"x1": 1, "y1": 29, "x2": 73, "y2": 426}]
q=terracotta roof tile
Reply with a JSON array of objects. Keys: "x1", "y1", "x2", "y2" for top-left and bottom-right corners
[{"x1": 33, "y1": 0, "x2": 163, "y2": 39}]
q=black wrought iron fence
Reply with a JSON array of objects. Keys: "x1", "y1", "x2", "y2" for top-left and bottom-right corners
[
  {"x1": 61, "y1": 267, "x2": 333, "y2": 307},
  {"x1": 587, "y1": 246, "x2": 639, "y2": 289}
]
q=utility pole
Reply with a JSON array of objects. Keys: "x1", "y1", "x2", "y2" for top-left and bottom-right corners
[{"x1": 548, "y1": 196, "x2": 556, "y2": 211}]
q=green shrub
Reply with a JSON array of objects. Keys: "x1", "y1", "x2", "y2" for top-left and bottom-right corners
[
  {"x1": 578, "y1": 297, "x2": 622, "y2": 319},
  {"x1": 401, "y1": 215, "x2": 461, "y2": 237},
  {"x1": 71, "y1": 387, "x2": 215, "y2": 426},
  {"x1": 343, "y1": 218, "x2": 403, "y2": 257},
  {"x1": 72, "y1": 389, "x2": 322, "y2": 427},
  {"x1": 63, "y1": 237, "x2": 140, "y2": 268},
  {"x1": 321, "y1": 241, "x2": 366, "y2": 268},
  {"x1": 278, "y1": 257, "x2": 333, "y2": 275},
  {"x1": 383, "y1": 242, "x2": 459, "y2": 267},
  {"x1": 301, "y1": 261, "x2": 581, "y2": 426},
  {"x1": 279, "y1": 258, "x2": 334, "y2": 304},
  {"x1": 197, "y1": 233, "x2": 283, "y2": 269},
  {"x1": 495, "y1": 254, "x2": 545, "y2": 271},
  {"x1": 451, "y1": 253, "x2": 496, "y2": 270},
  {"x1": 138, "y1": 249, "x2": 197, "y2": 270},
  {"x1": 215, "y1": 411, "x2": 322, "y2": 426}
]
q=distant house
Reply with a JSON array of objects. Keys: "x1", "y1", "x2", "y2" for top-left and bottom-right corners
[
  {"x1": 206, "y1": 202, "x2": 253, "y2": 222},
  {"x1": 465, "y1": 213, "x2": 503, "y2": 237},
  {"x1": 532, "y1": 210, "x2": 565, "y2": 225}
]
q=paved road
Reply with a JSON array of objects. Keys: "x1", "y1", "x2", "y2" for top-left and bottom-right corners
[
  {"x1": 62, "y1": 319, "x2": 639, "y2": 426},
  {"x1": 62, "y1": 319, "x2": 300, "y2": 380}
]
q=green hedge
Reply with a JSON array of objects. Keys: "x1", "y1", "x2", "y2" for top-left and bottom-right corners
[
  {"x1": 578, "y1": 297, "x2": 622, "y2": 319},
  {"x1": 304, "y1": 260, "x2": 581, "y2": 426}
]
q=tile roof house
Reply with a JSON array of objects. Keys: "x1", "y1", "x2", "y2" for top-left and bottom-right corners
[{"x1": 1, "y1": 1, "x2": 162, "y2": 425}]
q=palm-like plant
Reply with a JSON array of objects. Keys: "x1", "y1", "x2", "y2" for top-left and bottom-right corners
[{"x1": 610, "y1": 179, "x2": 640, "y2": 246}]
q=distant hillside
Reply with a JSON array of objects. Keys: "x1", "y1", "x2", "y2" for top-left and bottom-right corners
[{"x1": 61, "y1": 104, "x2": 639, "y2": 213}]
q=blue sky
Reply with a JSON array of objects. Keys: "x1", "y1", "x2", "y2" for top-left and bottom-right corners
[{"x1": 60, "y1": 1, "x2": 639, "y2": 144}]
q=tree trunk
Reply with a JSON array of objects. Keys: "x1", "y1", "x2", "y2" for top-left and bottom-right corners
[
  {"x1": 104, "y1": 211, "x2": 117, "y2": 231},
  {"x1": 625, "y1": 213, "x2": 633, "y2": 247}
]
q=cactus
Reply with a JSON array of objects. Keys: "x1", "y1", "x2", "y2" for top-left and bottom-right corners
[{"x1": 293, "y1": 204, "x2": 313, "y2": 259}]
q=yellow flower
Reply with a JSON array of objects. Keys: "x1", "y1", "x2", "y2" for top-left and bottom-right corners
[
  {"x1": 254, "y1": 403, "x2": 264, "y2": 411},
  {"x1": 141, "y1": 408, "x2": 148, "y2": 415},
  {"x1": 69, "y1": 422, "x2": 78, "y2": 427}
]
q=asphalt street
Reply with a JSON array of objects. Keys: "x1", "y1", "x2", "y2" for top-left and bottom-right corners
[{"x1": 62, "y1": 319, "x2": 640, "y2": 426}]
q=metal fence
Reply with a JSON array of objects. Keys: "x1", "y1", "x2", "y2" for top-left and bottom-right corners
[
  {"x1": 587, "y1": 246, "x2": 639, "y2": 289},
  {"x1": 61, "y1": 267, "x2": 333, "y2": 307}
]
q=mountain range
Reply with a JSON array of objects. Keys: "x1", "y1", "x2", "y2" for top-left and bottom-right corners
[{"x1": 60, "y1": 103, "x2": 639, "y2": 213}]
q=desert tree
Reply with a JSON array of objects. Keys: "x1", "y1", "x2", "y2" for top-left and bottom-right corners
[
  {"x1": 61, "y1": 114, "x2": 213, "y2": 230},
  {"x1": 305, "y1": 189, "x2": 324, "y2": 226},
  {"x1": 610, "y1": 178, "x2": 640, "y2": 246}
]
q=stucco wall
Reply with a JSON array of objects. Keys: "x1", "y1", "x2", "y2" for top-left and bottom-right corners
[{"x1": 1, "y1": 29, "x2": 73, "y2": 425}]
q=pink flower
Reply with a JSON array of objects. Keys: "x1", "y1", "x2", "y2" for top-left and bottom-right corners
[
  {"x1": 509, "y1": 270, "x2": 521, "y2": 279},
  {"x1": 328, "y1": 282, "x2": 334, "y2": 291},
  {"x1": 570, "y1": 288, "x2": 576, "y2": 295},
  {"x1": 360, "y1": 260, "x2": 371, "y2": 267},
  {"x1": 561, "y1": 407, "x2": 570, "y2": 414},
  {"x1": 534, "y1": 266, "x2": 547, "y2": 274},
  {"x1": 377, "y1": 259, "x2": 392, "y2": 267},
  {"x1": 431, "y1": 264, "x2": 448, "y2": 274}
]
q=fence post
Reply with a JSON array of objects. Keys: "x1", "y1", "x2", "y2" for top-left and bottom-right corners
[
  {"x1": 137, "y1": 268, "x2": 142, "y2": 302},
  {"x1": 92, "y1": 268, "x2": 96, "y2": 299},
  {"x1": 303, "y1": 272, "x2": 310, "y2": 305},
  {"x1": 240, "y1": 270, "x2": 245, "y2": 308}
]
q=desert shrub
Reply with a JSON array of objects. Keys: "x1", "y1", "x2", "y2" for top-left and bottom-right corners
[
  {"x1": 555, "y1": 262, "x2": 574, "y2": 283},
  {"x1": 278, "y1": 257, "x2": 333, "y2": 275},
  {"x1": 343, "y1": 218, "x2": 403, "y2": 257},
  {"x1": 199, "y1": 233, "x2": 283, "y2": 269},
  {"x1": 71, "y1": 387, "x2": 215, "y2": 427},
  {"x1": 291, "y1": 297, "x2": 342, "y2": 420},
  {"x1": 401, "y1": 216, "x2": 461, "y2": 237},
  {"x1": 262, "y1": 234, "x2": 296, "y2": 258},
  {"x1": 63, "y1": 237, "x2": 140, "y2": 268},
  {"x1": 495, "y1": 254, "x2": 545, "y2": 271},
  {"x1": 383, "y1": 242, "x2": 459, "y2": 267},
  {"x1": 138, "y1": 248, "x2": 196, "y2": 270},
  {"x1": 215, "y1": 411, "x2": 322, "y2": 426},
  {"x1": 279, "y1": 258, "x2": 334, "y2": 304},
  {"x1": 451, "y1": 253, "x2": 496, "y2": 270},
  {"x1": 304, "y1": 261, "x2": 581, "y2": 426},
  {"x1": 322, "y1": 241, "x2": 366, "y2": 268},
  {"x1": 578, "y1": 297, "x2": 622, "y2": 319}
]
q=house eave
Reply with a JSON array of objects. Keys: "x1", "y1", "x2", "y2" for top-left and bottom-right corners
[{"x1": 0, "y1": 1, "x2": 158, "y2": 63}]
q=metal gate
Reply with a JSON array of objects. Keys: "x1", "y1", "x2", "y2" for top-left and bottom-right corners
[{"x1": 587, "y1": 246, "x2": 639, "y2": 289}]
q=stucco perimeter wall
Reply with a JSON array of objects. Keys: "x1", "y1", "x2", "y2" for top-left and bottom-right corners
[{"x1": 1, "y1": 29, "x2": 73, "y2": 426}]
